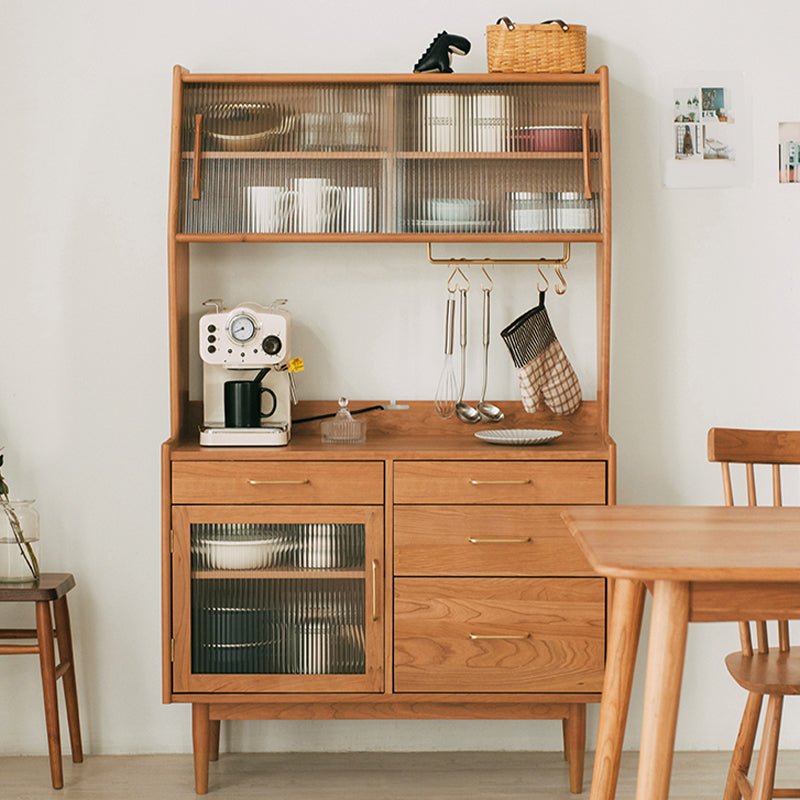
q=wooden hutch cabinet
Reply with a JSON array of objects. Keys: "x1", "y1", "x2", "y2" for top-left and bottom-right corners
[{"x1": 163, "y1": 65, "x2": 614, "y2": 794}]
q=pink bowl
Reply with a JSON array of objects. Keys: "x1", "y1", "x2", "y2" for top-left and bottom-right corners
[{"x1": 510, "y1": 126, "x2": 583, "y2": 152}]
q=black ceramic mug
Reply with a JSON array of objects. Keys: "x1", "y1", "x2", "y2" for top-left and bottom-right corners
[{"x1": 224, "y1": 381, "x2": 277, "y2": 428}]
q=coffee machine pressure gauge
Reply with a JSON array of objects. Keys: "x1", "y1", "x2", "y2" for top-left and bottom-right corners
[{"x1": 228, "y1": 313, "x2": 257, "y2": 343}]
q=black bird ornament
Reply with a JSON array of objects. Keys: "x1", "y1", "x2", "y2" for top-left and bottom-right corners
[{"x1": 413, "y1": 31, "x2": 471, "y2": 73}]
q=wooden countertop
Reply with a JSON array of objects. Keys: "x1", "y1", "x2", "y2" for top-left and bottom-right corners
[{"x1": 166, "y1": 400, "x2": 614, "y2": 461}]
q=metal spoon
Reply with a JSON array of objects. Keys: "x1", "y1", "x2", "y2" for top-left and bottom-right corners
[
  {"x1": 477, "y1": 285, "x2": 504, "y2": 423},
  {"x1": 455, "y1": 286, "x2": 480, "y2": 424}
]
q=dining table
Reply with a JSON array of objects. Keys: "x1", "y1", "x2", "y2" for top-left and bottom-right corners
[{"x1": 561, "y1": 505, "x2": 800, "y2": 800}]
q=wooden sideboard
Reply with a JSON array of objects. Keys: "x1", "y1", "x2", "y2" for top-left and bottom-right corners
[{"x1": 163, "y1": 67, "x2": 613, "y2": 794}]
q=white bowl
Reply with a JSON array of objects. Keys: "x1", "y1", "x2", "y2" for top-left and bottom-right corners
[{"x1": 199, "y1": 537, "x2": 289, "y2": 570}]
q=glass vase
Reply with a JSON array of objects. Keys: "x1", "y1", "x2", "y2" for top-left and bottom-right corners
[{"x1": 0, "y1": 499, "x2": 40, "y2": 582}]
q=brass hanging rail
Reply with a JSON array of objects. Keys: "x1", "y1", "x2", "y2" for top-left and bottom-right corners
[
  {"x1": 426, "y1": 242, "x2": 571, "y2": 268},
  {"x1": 426, "y1": 242, "x2": 571, "y2": 293}
]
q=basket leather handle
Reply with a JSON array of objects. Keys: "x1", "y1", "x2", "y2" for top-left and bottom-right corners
[
  {"x1": 542, "y1": 19, "x2": 570, "y2": 32},
  {"x1": 495, "y1": 17, "x2": 571, "y2": 32}
]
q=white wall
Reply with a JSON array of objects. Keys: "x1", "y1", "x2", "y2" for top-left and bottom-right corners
[{"x1": 1, "y1": 0, "x2": 799, "y2": 757}]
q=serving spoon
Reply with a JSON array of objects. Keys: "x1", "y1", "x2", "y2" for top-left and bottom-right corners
[
  {"x1": 455, "y1": 285, "x2": 480, "y2": 424},
  {"x1": 477, "y1": 284, "x2": 504, "y2": 422}
]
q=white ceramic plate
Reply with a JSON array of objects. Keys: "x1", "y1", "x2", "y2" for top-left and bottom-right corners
[{"x1": 474, "y1": 429, "x2": 563, "y2": 446}]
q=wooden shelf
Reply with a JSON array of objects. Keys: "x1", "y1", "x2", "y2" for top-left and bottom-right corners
[{"x1": 192, "y1": 569, "x2": 366, "y2": 580}]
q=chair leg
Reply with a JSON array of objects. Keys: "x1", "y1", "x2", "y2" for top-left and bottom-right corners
[
  {"x1": 564, "y1": 703, "x2": 586, "y2": 793},
  {"x1": 751, "y1": 694, "x2": 783, "y2": 800},
  {"x1": 723, "y1": 691, "x2": 763, "y2": 800},
  {"x1": 36, "y1": 600, "x2": 63, "y2": 790},
  {"x1": 53, "y1": 595, "x2": 83, "y2": 763}
]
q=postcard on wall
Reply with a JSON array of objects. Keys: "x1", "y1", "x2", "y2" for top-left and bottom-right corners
[
  {"x1": 778, "y1": 123, "x2": 800, "y2": 183},
  {"x1": 660, "y1": 72, "x2": 748, "y2": 188}
]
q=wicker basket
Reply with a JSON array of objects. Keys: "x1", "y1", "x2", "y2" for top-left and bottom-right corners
[{"x1": 486, "y1": 18, "x2": 586, "y2": 73}]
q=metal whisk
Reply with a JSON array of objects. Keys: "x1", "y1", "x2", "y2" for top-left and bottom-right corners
[{"x1": 434, "y1": 291, "x2": 458, "y2": 418}]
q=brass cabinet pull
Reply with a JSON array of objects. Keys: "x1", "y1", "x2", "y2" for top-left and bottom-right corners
[
  {"x1": 581, "y1": 112, "x2": 592, "y2": 199},
  {"x1": 469, "y1": 633, "x2": 530, "y2": 640},
  {"x1": 468, "y1": 537, "x2": 531, "y2": 544},
  {"x1": 470, "y1": 479, "x2": 531, "y2": 486},
  {"x1": 248, "y1": 479, "x2": 310, "y2": 486},
  {"x1": 192, "y1": 113, "x2": 203, "y2": 200},
  {"x1": 372, "y1": 560, "x2": 380, "y2": 621}
]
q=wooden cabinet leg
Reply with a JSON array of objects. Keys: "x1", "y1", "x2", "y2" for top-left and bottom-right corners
[
  {"x1": 565, "y1": 703, "x2": 586, "y2": 793},
  {"x1": 209, "y1": 719, "x2": 221, "y2": 762},
  {"x1": 53, "y1": 595, "x2": 83, "y2": 763},
  {"x1": 36, "y1": 600, "x2": 63, "y2": 789},
  {"x1": 636, "y1": 580, "x2": 689, "y2": 800},
  {"x1": 723, "y1": 691, "x2": 762, "y2": 800},
  {"x1": 589, "y1": 578, "x2": 646, "y2": 800},
  {"x1": 192, "y1": 703, "x2": 210, "y2": 794}
]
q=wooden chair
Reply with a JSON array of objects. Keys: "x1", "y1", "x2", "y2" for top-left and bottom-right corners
[
  {"x1": 0, "y1": 572, "x2": 83, "y2": 789},
  {"x1": 708, "y1": 427, "x2": 800, "y2": 800}
]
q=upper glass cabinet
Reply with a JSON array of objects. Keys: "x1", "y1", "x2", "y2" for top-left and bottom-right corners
[{"x1": 174, "y1": 74, "x2": 607, "y2": 239}]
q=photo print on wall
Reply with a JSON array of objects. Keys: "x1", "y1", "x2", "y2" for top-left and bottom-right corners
[
  {"x1": 661, "y1": 72, "x2": 748, "y2": 188},
  {"x1": 778, "y1": 123, "x2": 800, "y2": 183}
]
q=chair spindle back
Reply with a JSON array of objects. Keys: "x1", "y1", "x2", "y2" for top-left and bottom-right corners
[{"x1": 708, "y1": 427, "x2": 800, "y2": 658}]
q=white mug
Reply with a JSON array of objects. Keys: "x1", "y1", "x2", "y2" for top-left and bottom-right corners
[
  {"x1": 289, "y1": 178, "x2": 343, "y2": 233},
  {"x1": 341, "y1": 186, "x2": 375, "y2": 232},
  {"x1": 245, "y1": 186, "x2": 291, "y2": 233}
]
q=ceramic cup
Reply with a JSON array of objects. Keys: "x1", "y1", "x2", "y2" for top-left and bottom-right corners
[
  {"x1": 340, "y1": 186, "x2": 375, "y2": 232},
  {"x1": 288, "y1": 178, "x2": 343, "y2": 233},
  {"x1": 245, "y1": 186, "x2": 292, "y2": 233}
]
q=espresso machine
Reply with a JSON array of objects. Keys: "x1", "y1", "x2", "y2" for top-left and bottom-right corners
[{"x1": 198, "y1": 299, "x2": 294, "y2": 446}]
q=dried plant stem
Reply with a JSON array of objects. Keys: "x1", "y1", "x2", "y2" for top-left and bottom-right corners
[{"x1": 1, "y1": 498, "x2": 39, "y2": 579}]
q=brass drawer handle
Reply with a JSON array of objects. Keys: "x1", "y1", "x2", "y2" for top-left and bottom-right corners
[
  {"x1": 248, "y1": 479, "x2": 310, "y2": 486},
  {"x1": 470, "y1": 479, "x2": 531, "y2": 486},
  {"x1": 372, "y1": 559, "x2": 380, "y2": 621},
  {"x1": 468, "y1": 537, "x2": 531, "y2": 544},
  {"x1": 469, "y1": 633, "x2": 530, "y2": 640}
]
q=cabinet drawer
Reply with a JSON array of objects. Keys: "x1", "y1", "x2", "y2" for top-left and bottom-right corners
[
  {"x1": 394, "y1": 506, "x2": 593, "y2": 576},
  {"x1": 394, "y1": 461, "x2": 606, "y2": 504},
  {"x1": 394, "y1": 577, "x2": 605, "y2": 693},
  {"x1": 172, "y1": 461, "x2": 383, "y2": 504}
]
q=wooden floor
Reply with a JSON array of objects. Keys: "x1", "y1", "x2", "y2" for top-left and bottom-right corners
[{"x1": 3, "y1": 750, "x2": 800, "y2": 798}]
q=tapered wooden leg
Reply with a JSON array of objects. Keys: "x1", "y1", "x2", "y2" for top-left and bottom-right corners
[
  {"x1": 751, "y1": 694, "x2": 783, "y2": 800},
  {"x1": 589, "y1": 578, "x2": 646, "y2": 800},
  {"x1": 723, "y1": 691, "x2": 763, "y2": 800},
  {"x1": 562, "y1": 718, "x2": 569, "y2": 761},
  {"x1": 636, "y1": 580, "x2": 689, "y2": 800},
  {"x1": 209, "y1": 719, "x2": 221, "y2": 762},
  {"x1": 53, "y1": 595, "x2": 83, "y2": 763},
  {"x1": 565, "y1": 703, "x2": 586, "y2": 793},
  {"x1": 36, "y1": 600, "x2": 63, "y2": 789},
  {"x1": 192, "y1": 703, "x2": 210, "y2": 794}
]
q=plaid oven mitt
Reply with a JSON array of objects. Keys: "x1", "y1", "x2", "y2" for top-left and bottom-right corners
[{"x1": 500, "y1": 292, "x2": 582, "y2": 415}]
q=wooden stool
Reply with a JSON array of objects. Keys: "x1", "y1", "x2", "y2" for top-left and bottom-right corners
[{"x1": 0, "y1": 573, "x2": 83, "y2": 789}]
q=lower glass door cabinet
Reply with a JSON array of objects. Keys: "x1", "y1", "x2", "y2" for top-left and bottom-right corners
[{"x1": 171, "y1": 505, "x2": 385, "y2": 694}]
